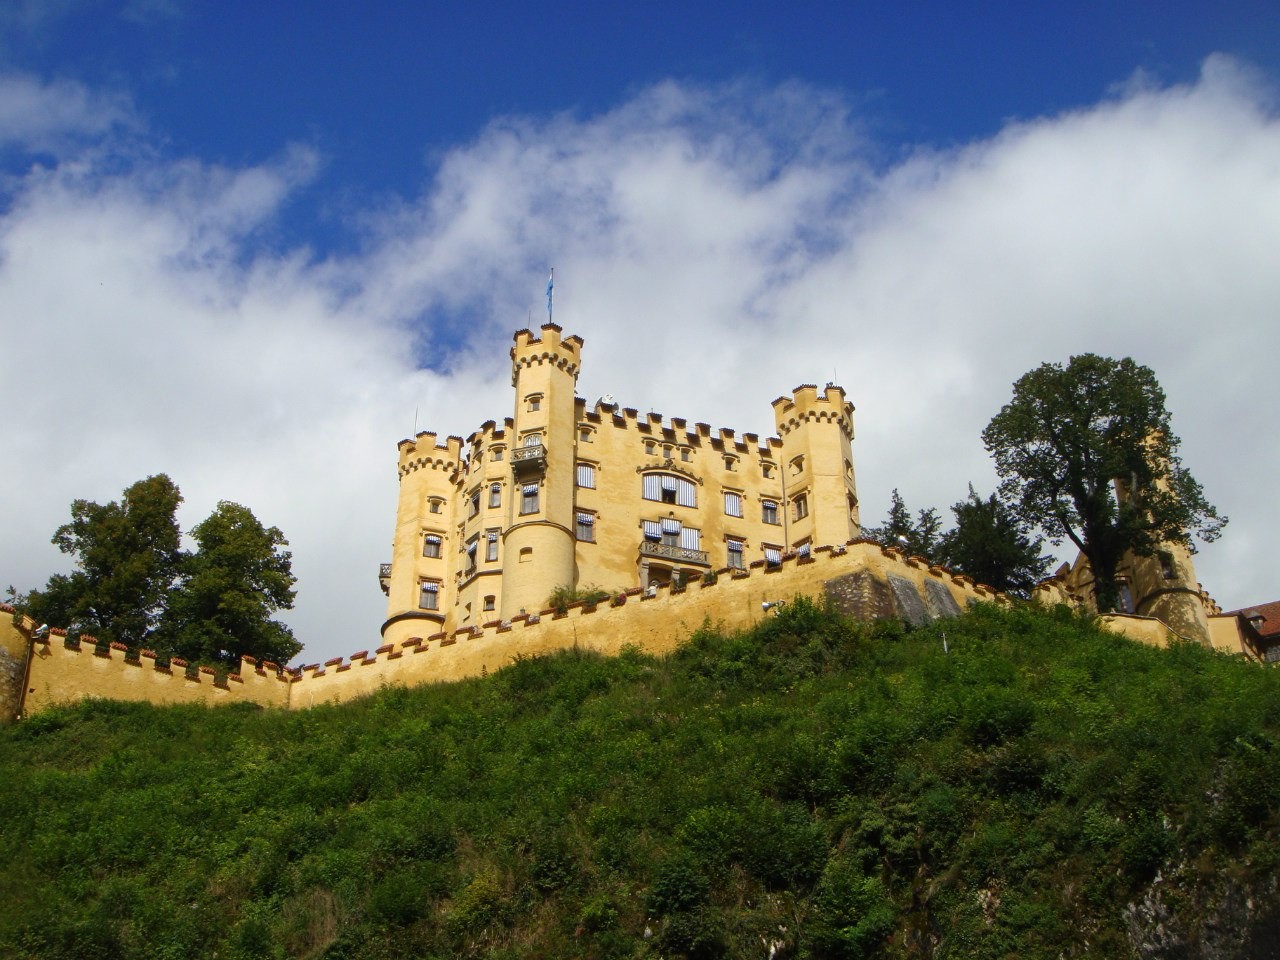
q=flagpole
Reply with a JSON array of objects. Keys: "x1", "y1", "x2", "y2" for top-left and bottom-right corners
[{"x1": 546, "y1": 268, "x2": 554, "y2": 323}]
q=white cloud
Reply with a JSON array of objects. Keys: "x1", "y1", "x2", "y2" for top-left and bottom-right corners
[
  {"x1": 2, "y1": 58, "x2": 1276, "y2": 664},
  {"x1": 0, "y1": 73, "x2": 136, "y2": 154}
]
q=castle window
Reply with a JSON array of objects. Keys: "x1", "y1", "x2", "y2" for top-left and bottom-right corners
[
  {"x1": 664, "y1": 445, "x2": 673, "y2": 458},
  {"x1": 521, "y1": 483, "x2": 539, "y2": 514},
  {"x1": 486, "y1": 529, "x2": 499, "y2": 562},
  {"x1": 681, "y1": 448, "x2": 691, "y2": 462},
  {"x1": 661, "y1": 517, "x2": 681, "y2": 547},
  {"x1": 795, "y1": 540, "x2": 811, "y2": 558},
  {"x1": 492, "y1": 447, "x2": 504, "y2": 462},
  {"x1": 484, "y1": 595, "x2": 496, "y2": 612},
  {"x1": 727, "y1": 538, "x2": 745, "y2": 569},
  {"x1": 642, "y1": 520, "x2": 662, "y2": 543},
  {"x1": 724, "y1": 456, "x2": 737, "y2": 471},
  {"x1": 465, "y1": 536, "x2": 478, "y2": 572},
  {"x1": 526, "y1": 394, "x2": 542, "y2": 412},
  {"x1": 1159, "y1": 552, "x2": 1177, "y2": 580},
  {"x1": 791, "y1": 456, "x2": 805, "y2": 475},
  {"x1": 1117, "y1": 579, "x2": 1135, "y2": 613},
  {"x1": 523, "y1": 433, "x2": 543, "y2": 447},
  {"x1": 762, "y1": 462, "x2": 775, "y2": 479},
  {"x1": 577, "y1": 513, "x2": 596, "y2": 542},
  {"x1": 419, "y1": 580, "x2": 440, "y2": 611},
  {"x1": 577, "y1": 463, "x2": 596, "y2": 489},
  {"x1": 793, "y1": 493, "x2": 809, "y2": 521},
  {"x1": 423, "y1": 534, "x2": 442, "y2": 559},
  {"x1": 645, "y1": 441, "x2": 656, "y2": 455},
  {"x1": 762, "y1": 500, "x2": 779, "y2": 525},
  {"x1": 519, "y1": 546, "x2": 533, "y2": 563},
  {"x1": 489, "y1": 483, "x2": 502, "y2": 509},
  {"x1": 468, "y1": 490, "x2": 481, "y2": 517},
  {"x1": 428, "y1": 498, "x2": 443, "y2": 514},
  {"x1": 724, "y1": 492, "x2": 743, "y2": 518},
  {"x1": 579, "y1": 427, "x2": 593, "y2": 443},
  {"x1": 680, "y1": 526, "x2": 701, "y2": 551},
  {"x1": 643, "y1": 473, "x2": 696, "y2": 507},
  {"x1": 764, "y1": 545, "x2": 782, "y2": 567}
]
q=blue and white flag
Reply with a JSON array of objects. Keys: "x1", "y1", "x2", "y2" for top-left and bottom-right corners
[{"x1": 546, "y1": 269, "x2": 554, "y2": 319}]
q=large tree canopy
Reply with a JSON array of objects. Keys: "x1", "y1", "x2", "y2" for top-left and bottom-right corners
[
  {"x1": 982, "y1": 354, "x2": 1226, "y2": 612},
  {"x1": 25, "y1": 474, "x2": 183, "y2": 648},
  {"x1": 19, "y1": 478, "x2": 299, "y2": 667},
  {"x1": 159, "y1": 501, "x2": 300, "y2": 668}
]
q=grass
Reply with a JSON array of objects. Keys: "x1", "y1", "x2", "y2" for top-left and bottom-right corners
[{"x1": 2, "y1": 601, "x2": 1279, "y2": 958}]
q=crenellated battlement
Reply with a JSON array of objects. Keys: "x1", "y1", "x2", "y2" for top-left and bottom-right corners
[
  {"x1": 397, "y1": 432, "x2": 464, "y2": 479},
  {"x1": 772, "y1": 383, "x2": 854, "y2": 438},
  {"x1": 510, "y1": 323, "x2": 583, "y2": 385},
  {"x1": 578, "y1": 398, "x2": 785, "y2": 459}
]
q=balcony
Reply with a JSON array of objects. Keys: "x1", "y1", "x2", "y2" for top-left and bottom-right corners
[
  {"x1": 378, "y1": 562, "x2": 391, "y2": 595},
  {"x1": 639, "y1": 540, "x2": 710, "y2": 567},
  {"x1": 511, "y1": 441, "x2": 546, "y2": 476}
]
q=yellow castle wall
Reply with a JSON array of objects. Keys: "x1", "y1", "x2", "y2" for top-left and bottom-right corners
[
  {"x1": 4, "y1": 605, "x2": 291, "y2": 717},
  {"x1": 292, "y1": 539, "x2": 1003, "y2": 709}
]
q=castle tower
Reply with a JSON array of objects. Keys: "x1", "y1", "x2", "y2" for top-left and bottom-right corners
[
  {"x1": 381, "y1": 433, "x2": 464, "y2": 646},
  {"x1": 1111, "y1": 470, "x2": 1214, "y2": 644},
  {"x1": 501, "y1": 324, "x2": 584, "y2": 619},
  {"x1": 771, "y1": 384, "x2": 860, "y2": 551}
]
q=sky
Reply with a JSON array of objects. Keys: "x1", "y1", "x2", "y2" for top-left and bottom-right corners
[{"x1": 1, "y1": 2, "x2": 1277, "y2": 665}]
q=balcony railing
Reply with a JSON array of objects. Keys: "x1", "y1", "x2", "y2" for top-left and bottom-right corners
[
  {"x1": 378, "y1": 563, "x2": 391, "y2": 595},
  {"x1": 639, "y1": 540, "x2": 710, "y2": 567},
  {"x1": 511, "y1": 442, "x2": 546, "y2": 475}
]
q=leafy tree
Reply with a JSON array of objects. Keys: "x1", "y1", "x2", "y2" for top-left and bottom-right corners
[
  {"x1": 159, "y1": 501, "x2": 300, "y2": 668},
  {"x1": 25, "y1": 475, "x2": 183, "y2": 647},
  {"x1": 865, "y1": 489, "x2": 944, "y2": 561},
  {"x1": 982, "y1": 354, "x2": 1226, "y2": 612},
  {"x1": 937, "y1": 486, "x2": 1052, "y2": 597}
]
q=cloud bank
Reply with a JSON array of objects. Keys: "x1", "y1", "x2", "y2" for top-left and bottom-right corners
[{"x1": 2, "y1": 58, "x2": 1276, "y2": 662}]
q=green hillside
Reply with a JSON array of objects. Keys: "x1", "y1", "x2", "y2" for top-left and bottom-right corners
[{"x1": 3, "y1": 602, "x2": 1279, "y2": 959}]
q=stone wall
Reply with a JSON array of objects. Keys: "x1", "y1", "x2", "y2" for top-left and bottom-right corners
[{"x1": 6, "y1": 539, "x2": 1002, "y2": 717}]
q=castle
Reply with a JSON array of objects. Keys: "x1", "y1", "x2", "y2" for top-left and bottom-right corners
[
  {"x1": 2, "y1": 324, "x2": 1272, "y2": 720},
  {"x1": 380, "y1": 323, "x2": 859, "y2": 646}
]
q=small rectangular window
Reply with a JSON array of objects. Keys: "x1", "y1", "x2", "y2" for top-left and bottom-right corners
[
  {"x1": 489, "y1": 484, "x2": 501, "y2": 509},
  {"x1": 762, "y1": 500, "x2": 779, "y2": 525},
  {"x1": 484, "y1": 595, "x2": 496, "y2": 612},
  {"x1": 642, "y1": 520, "x2": 661, "y2": 542},
  {"x1": 423, "y1": 535, "x2": 442, "y2": 559},
  {"x1": 661, "y1": 517, "x2": 681, "y2": 547},
  {"x1": 468, "y1": 491, "x2": 480, "y2": 517},
  {"x1": 793, "y1": 494, "x2": 809, "y2": 521},
  {"x1": 521, "y1": 483, "x2": 539, "y2": 514},
  {"x1": 579, "y1": 427, "x2": 592, "y2": 443},
  {"x1": 428, "y1": 499, "x2": 442, "y2": 514},
  {"x1": 419, "y1": 580, "x2": 440, "y2": 610},
  {"x1": 727, "y1": 539, "x2": 745, "y2": 569},
  {"x1": 492, "y1": 448, "x2": 504, "y2": 462},
  {"x1": 764, "y1": 545, "x2": 782, "y2": 567},
  {"x1": 576, "y1": 513, "x2": 595, "y2": 542},
  {"x1": 577, "y1": 463, "x2": 596, "y2": 488},
  {"x1": 724, "y1": 492, "x2": 743, "y2": 518},
  {"x1": 486, "y1": 529, "x2": 499, "y2": 562}
]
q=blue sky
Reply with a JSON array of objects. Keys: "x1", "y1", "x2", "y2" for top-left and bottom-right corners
[{"x1": 3, "y1": 2, "x2": 1278, "y2": 662}]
